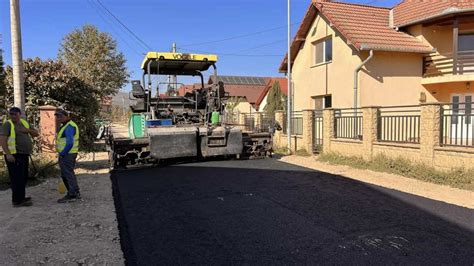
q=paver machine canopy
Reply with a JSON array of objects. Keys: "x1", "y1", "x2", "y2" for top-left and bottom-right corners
[{"x1": 130, "y1": 52, "x2": 225, "y2": 125}]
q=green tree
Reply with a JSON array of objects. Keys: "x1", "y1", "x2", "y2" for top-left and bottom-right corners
[
  {"x1": 58, "y1": 24, "x2": 129, "y2": 98},
  {"x1": 5, "y1": 58, "x2": 99, "y2": 150},
  {"x1": 264, "y1": 81, "x2": 286, "y2": 115},
  {"x1": 0, "y1": 48, "x2": 5, "y2": 97},
  {"x1": 0, "y1": 49, "x2": 6, "y2": 116}
]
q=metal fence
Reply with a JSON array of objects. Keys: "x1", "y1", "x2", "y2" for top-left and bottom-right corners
[
  {"x1": 224, "y1": 110, "x2": 239, "y2": 124},
  {"x1": 282, "y1": 112, "x2": 303, "y2": 135},
  {"x1": 258, "y1": 113, "x2": 275, "y2": 133},
  {"x1": 312, "y1": 110, "x2": 323, "y2": 153},
  {"x1": 244, "y1": 113, "x2": 256, "y2": 132},
  {"x1": 377, "y1": 105, "x2": 421, "y2": 144},
  {"x1": 334, "y1": 109, "x2": 363, "y2": 140},
  {"x1": 441, "y1": 102, "x2": 473, "y2": 147}
]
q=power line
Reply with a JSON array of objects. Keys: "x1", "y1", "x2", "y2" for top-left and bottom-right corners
[
  {"x1": 95, "y1": 0, "x2": 152, "y2": 51},
  {"x1": 86, "y1": 0, "x2": 144, "y2": 56},
  {"x1": 236, "y1": 39, "x2": 286, "y2": 53},
  {"x1": 177, "y1": 39, "x2": 286, "y2": 57},
  {"x1": 180, "y1": 22, "x2": 301, "y2": 47},
  {"x1": 178, "y1": 47, "x2": 282, "y2": 57}
]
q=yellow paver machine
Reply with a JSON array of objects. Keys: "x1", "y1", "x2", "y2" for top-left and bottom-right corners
[{"x1": 105, "y1": 52, "x2": 278, "y2": 168}]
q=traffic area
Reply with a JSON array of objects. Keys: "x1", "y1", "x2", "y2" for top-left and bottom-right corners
[{"x1": 112, "y1": 159, "x2": 474, "y2": 265}]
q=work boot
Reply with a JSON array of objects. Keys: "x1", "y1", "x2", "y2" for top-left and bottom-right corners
[
  {"x1": 13, "y1": 199, "x2": 33, "y2": 208},
  {"x1": 57, "y1": 194, "x2": 79, "y2": 203}
]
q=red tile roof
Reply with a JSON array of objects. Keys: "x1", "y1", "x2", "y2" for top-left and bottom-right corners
[
  {"x1": 224, "y1": 84, "x2": 267, "y2": 105},
  {"x1": 255, "y1": 78, "x2": 288, "y2": 109},
  {"x1": 178, "y1": 84, "x2": 202, "y2": 96},
  {"x1": 393, "y1": 0, "x2": 474, "y2": 27},
  {"x1": 180, "y1": 76, "x2": 277, "y2": 107},
  {"x1": 280, "y1": 0, "x2": 435, "y2": 72}
]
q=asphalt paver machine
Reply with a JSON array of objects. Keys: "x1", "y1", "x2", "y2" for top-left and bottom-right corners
[{"x1": 105, "y1": 52, "x2": 276, "y2": 168}]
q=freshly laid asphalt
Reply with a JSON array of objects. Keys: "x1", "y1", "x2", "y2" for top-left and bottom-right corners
[{"x1": 111, "y1": 158, "x2": 474, "y2": 265}]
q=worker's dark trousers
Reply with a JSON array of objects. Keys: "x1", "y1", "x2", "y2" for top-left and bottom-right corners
[
  {"x1": 5, "y1": 154, "x2": 29, "y2": 204},
  {"x1": 59, "y1": 153, "x2": 80, "y2": 197}
]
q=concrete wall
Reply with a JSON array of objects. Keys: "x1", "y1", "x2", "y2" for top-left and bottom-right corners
[
  {"x1": 359, "y1": 52, "x2": 436, "y2": 106},
  {"x1": 423, "y1": 81, "x2": 473, "y2": 103},
  {"x1": 234, "y1": 101, "x2": 256, "y2": 114}
]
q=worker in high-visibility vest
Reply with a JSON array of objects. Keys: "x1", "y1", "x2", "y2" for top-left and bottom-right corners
[
  {"x1": 54, "y1": 109, "x2": 81, "y2": 203},
  {"x1": 0, "y1": 107, "x2": 39, "y2": 207}
]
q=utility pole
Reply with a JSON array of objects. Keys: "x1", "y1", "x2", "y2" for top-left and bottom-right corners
[
  {"x1": 10, "y1": 0, "x2": 25, "y2": 110},
  {"x1": 172, "y1": 43, "x2": 177, "y2": 96},
  {"x1": 287, "y1": 0, "x2": 292, "y2": 153}
]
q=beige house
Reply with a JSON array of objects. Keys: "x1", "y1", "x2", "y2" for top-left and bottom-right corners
[{"x1": 280, "y1": 0, "x2": 474, "y2": 111}]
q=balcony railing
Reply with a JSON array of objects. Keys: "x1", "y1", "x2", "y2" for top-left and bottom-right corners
[{"x1": 423, "y1": 50, "x2": 474, "y2": 78}]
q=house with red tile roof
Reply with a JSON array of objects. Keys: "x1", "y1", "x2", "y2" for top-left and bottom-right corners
[
  {"x1": 280, "y1": 0, "x2": 474, "y2": 111},
  {"x1": 208, "y1": 76, "x2": 271, "y2": 113},
  {"x1": 255, "y1": 78, "x2": 288, "y2": 112}
]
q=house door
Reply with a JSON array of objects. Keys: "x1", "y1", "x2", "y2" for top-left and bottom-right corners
[{"x1": 450, "y1": 94, "x2": 473, "y2": 143}]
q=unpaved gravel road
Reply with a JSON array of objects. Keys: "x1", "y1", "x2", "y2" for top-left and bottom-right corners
[
  {"x1": 0, "y1": 153, "x2": 123, "y2": 265},
  {"x1": 279, "y1": 155, "x2": 474, "y2": 209}
]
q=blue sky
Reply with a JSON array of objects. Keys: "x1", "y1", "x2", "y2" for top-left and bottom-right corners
[{"x1": 0, "y1": 0, "x2": 400, "y2": 92}]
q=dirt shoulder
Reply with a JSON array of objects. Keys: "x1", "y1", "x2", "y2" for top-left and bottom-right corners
[
  {"x1": 0, "y1": 153, "x2": 123, "y2": 265},
  {"x1": 279, "y1": 155, "x2": 474, "y2": 209}
]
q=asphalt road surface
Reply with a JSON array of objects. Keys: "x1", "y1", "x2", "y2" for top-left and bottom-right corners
[{"x1": 112, "y1": 158, "x2": 474, "y2": 265}]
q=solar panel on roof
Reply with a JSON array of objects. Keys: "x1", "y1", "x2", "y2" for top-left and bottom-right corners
[{"x1": 213, "y1": 75, "x2": 268, "y2": 85}]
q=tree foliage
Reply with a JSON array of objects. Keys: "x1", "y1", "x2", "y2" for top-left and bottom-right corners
[
  {"x1": 5, "y1": 58, "x2": 99, "y2": 150},
  {"x1": 264, "y1": 81, "x2": 286, "y2": 115},
  {"x1": 0, "y1": 49, "x2": 5, "y2": 98},
  {"x1": 58, "y1": 24, "x2": 129, "y2": 98}
]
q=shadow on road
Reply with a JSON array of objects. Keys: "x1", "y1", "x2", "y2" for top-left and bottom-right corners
[{"x1": 111, "y1": 159, "x2": 474, "y2": 265}]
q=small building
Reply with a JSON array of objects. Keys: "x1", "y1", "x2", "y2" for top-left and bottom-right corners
[
  {"x1": 208, "y1": 75, "x2": 271, "y2": 113},
  {"x1": 256, "y1": 78, "x2": 288, "y2": 112}
]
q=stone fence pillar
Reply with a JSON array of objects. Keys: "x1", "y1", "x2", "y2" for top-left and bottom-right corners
[
  {"x1": 302, "y1": 110, "x2": 314, "y2": 154},
  {"x1": 420, "y1": 103, "x2": 441, "y2": 166},
  {"x1": 362, "y1": 106, "x2": 380, "y2": 161},
  {"x1": 39, "y1": 105, "x2": 58, "y2": 157},
  {"x1": 274, "y1": 111, "x2": 285, "y2": 148},
  {"x1": 322, "y1": 108, "x2": 335, "y2": 154}
]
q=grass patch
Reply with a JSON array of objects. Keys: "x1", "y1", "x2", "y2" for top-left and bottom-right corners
[
  {"x1": 295, "y1": 149, "x2": 311, "y2": 157},
  {"x1": 273, "y1": 146, "x2": 290, "y2": 155},
  {"x1": 0, "y1": 156, "x2": 60, "y2": 191},
  {"x1": 318, "y1": 153, "x2": 474, "y2": 191}
]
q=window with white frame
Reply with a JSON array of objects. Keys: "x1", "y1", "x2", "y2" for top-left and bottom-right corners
[{"x1": 313, "y1": 37, "x2": 332, "y2": 65}]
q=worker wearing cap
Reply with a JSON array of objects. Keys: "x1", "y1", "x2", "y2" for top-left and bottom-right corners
[
  {"x1": 0, "y1": 107, "x2": 39, "y2": 207},
  {"x1": 55, "y1": 109, "x2": 81, "y2": 203}
]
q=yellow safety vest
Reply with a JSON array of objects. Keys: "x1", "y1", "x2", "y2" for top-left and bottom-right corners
[
  {"x1": 56, "y1": 120, "x2": 79, "y2": 154},
  {"x1": 7, "y1": 119, "x2": 30, "y2": 155}
]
